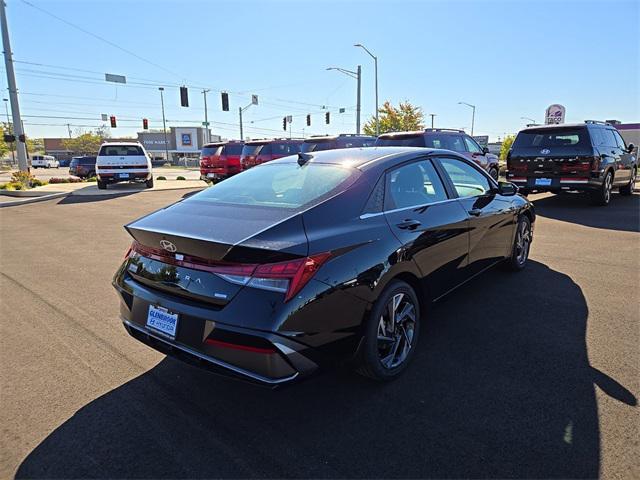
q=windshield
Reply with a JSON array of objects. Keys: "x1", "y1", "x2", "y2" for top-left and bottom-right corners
[
  {"x1": 241, "y1": 144, "x2": 264, "y2": 156},
  {"x1": 190, "y1": 163, "x2": 358, "y2": 209},
  {"x1": 99, "y1": 145, "x2": 145, "y2": 156},
  {"x1": 201, "y1": 146, "x2": 223, "y2": 157},
  {"x1": 513, "y1": 128, "x2": 590, "y2": 149},
  {"x1": 375, "y1": 135, "x2": 425, "y2": 147},
  {"x1": 223, "y1": 144, "x2": 244, "y2": 156},
  {"x1": 301, "y1": 140, "x2": 336, "y2": 152}
]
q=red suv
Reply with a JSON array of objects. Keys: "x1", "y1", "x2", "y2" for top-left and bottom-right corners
[
  {"x1": 376, "y1": 129, "x2": 501, "y2": 180},
  {"x1": 200, "y1": 141, "x2": 244, "y2": 182},
  {"x1": 240, "y1": 139, "x2": 303, "y2": 170}
]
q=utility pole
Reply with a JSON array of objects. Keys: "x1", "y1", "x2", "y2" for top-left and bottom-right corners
[
  {"x1": 67, "y1": 123, "x2": 72, "y2": 138},
  {"x1": 429, "y1": 113, "x2": 436, "y2": 129},
  {"x1": 159, "y1": 87, "x2": 170, "y2": 163},
  {"x1": 202, "y1": 89, "x2": 210, "y2": 143},
  {"x1": 1, "y1": 0, "x2": 28, "y2": 171}
]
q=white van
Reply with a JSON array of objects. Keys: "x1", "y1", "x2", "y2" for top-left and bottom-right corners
[
  {"x1": 31, "y1": 155, "x2": 59, "y2": 168},
  {"x1": 95, "y1": 142, "x2": 153, "y2": 189}
]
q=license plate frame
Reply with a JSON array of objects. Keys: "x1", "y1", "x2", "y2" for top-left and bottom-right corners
[
  {"x1": 535, "y1": 178, "x2": 552, "y2": 186},
  {"x1": 146, "y1": 305, "x2": 179, "y2": 339},
  {"x1": 118, "y1": 173, "x2": 130, "y2": 179}
]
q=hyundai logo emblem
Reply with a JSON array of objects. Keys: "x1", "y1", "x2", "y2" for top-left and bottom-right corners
[
  {"x1": 160, "y1": 239, "x2": 177, "y2": 253},
  {"x1": 540, "y1": 148, "x2": 551, "y2": 154}
]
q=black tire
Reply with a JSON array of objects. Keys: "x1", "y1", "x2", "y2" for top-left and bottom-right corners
[
  {"x1": 590, "y1": 171, "x2": 613, "y2": 206},
  {"x1": 146, "y1": 177, "x2": 154, "y2": 189},
  {"x1": 619, "y1": 168, "x2": 636, "y2": 196},
  {"x1": 97, "y1": 180, "x2": 107, "y2": 190},
  {"x1": 505, "y1": 215, "x2": 532, "y2": 271},
  {"x1": 355, "y1": 280, "x2": 421, "y2": 381},
  {"x1": 488, "y1": 166, "x2": 499, "y2": 181}
]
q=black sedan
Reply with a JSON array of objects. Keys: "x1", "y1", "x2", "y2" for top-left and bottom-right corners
[{"x1": 113, "y1": 147, "x2": 535, "y2": 385}]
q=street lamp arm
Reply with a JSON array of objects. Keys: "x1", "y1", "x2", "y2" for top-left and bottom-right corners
[
  {"x1": 326, "y1": 67, "x2": 358, "y2": 79},
  {"x1": 354, "y1": 43, "x2": 376, "y2": 60}
]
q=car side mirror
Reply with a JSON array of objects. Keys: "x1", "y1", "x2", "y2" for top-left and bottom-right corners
[
  {"x1": 482, "y1": 146, "x2": 489, "y2": 154},
  {"x1": 497, "y1": 181, "x2": 518, "y2": 196},
  {"x1": 627, "y1": 143, "x2": 635, "y2": 153}
]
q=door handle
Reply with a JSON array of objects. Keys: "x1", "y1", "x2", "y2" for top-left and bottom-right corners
[
  {"x1": 468, "y1": 208, "x2": 482, "y2": 216},
  {"x1": 396, "y1": 219, "x2": 421, "y2": 230}
]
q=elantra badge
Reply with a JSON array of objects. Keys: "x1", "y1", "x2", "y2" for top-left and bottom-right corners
[
  {"x1": 160, "y1": 239, "x2": 177, "y2": 253},
  {"x1": 540, "y1": 148, "x2": 551, "y2": 154}
]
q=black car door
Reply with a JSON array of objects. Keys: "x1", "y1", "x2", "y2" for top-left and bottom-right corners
[
  {"x1": 382, "y1": 158, "x2": 470, "y2": 299},
  {"x1": 612, "y1": 129, "x2": 633, "y2": 184},
  {"x1": 435, "y1": 156, "x2": 517, "y2": 277},
  {"x1": 602, "y1": 128, "x2": 628, "y2": 184}
]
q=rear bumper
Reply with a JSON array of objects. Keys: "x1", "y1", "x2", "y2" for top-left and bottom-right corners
[
  {"x1": 98, "y1": 171, "x2": 151, "y2": 183},
  {"x1": 508, "y1": 175, "x2": 602, "y2": 192},
  {"x1": 114, "y1": 277, "x2": 319, "y2": 386}
]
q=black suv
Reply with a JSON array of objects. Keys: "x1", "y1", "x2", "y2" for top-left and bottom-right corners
[
  {"x1": 507, "y1": 121, "x2": 637, "y2": 205},
  {"x1": 69, "y1": 156, "x2": 96, "y2": 178},
  {"x1": 376, "y1": 129, "x2": 501, "y2": 179},
  {"x1": 300, "y1": 134, "x2": 376, "y2": 153}
]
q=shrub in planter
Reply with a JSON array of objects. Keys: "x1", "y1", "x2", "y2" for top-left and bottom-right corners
[
  {"x1": 48, "y1": 177, "x2": 70, "y2": 184},
  {"x1": 30, "y1": 178, "x2": 47, "y2": 187},
  {"x1": 11, "y1": 171, "x2": 34, "y2": 189},
  {"x1": 85, "y1": 176, "x2": 97, "y2": 182},
  {"x1": 176, "y1": 176, "x2": 186, "y2": 181},
  {"x1": 157, "y1": 176, "x2": 167, "y2": 180}
]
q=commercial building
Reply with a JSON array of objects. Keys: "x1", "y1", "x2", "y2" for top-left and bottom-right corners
[{"x1": 137, "y1": 127, "x2": 220, "y2": 162}]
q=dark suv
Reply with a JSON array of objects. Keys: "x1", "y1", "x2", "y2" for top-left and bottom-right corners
[
  {"x1": 200, "y1": 141, "x2": 244, "y2": 182},
  {"x1": 301, "y1": 134, "x2": 376, "y2": 153},
  {"x1": 376, "y1": 129, "x2": 500, "y2": 179},
  {"x1": 69, "y1": 156, "x2": 96, "y2": 178},
  {"x1": 240, "y1": 138, "x2": 303, "y2": 170},
  {"x1": 507, "y1": 121, "x2": 637, "y2": 205}
]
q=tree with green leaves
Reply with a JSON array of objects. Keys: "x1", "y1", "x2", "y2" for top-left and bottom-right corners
[
  {"x1": 0, "y1": 124, "x2": 10, "y2": 158},
  {"x1": 62, "y1": 131, "x2": 106, "y2": 155},
  {"x1": 363, "y1": 101, "x2": 425, "y2": 136},
  {"x1": 499, "y1": 135, "x2": 515, "y2": 161}
]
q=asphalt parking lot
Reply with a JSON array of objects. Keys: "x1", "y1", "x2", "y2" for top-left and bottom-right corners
[
  {"x1": 1, "y1": 188, "x2": 638, "y2": 479},
  {"x1": 0, "y1": 166, "x2": 200, "y2": 182}
]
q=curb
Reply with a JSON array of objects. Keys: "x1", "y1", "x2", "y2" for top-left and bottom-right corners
[{"x1": 0, "y1": 192, "x2": 69, "y2": 208}]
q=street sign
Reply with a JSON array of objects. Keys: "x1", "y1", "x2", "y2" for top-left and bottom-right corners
[
  {"x1": 286, "y1": 115, "x2": 293, "y2": 123},
  {"x1": 202, "y1": 121, "x2": 210, "y2": 126},
  {"x1": 251, "y1": 94, "x2": 259, "y2": 105},
  {"x1": 105, "y1": 73, "x2": 126, "y2": 84},
  {"x1": 473, "y1": 135, "x2": 489, "y2": 147},
  {"x1": 101, "y1": 114, "x2": 108, "y2": 121},
  {"x1": 545, "y1": 104, "x2": 566, "y2": 125}
]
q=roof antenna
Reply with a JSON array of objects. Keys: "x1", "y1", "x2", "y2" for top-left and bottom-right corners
[{"x1": 297, "y1": 152, "x2": 313, "y2": 166}]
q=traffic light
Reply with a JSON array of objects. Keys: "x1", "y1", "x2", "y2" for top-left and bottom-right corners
[
  {"x1": 221, "y1": 92, "x2": 229, "y2": 111},
  {"x1": 306, "y1": 114, "x2": 311, "y2": 126},
  {"x1": 325, "y1": 112, "x2": 330, "y2": 124},
  {"x1": 3, "y1": 134, "x2": 15, "y2": 142},
  {"x1": 283, "y1": 116, "x2": 287, "y2": 131},
  {"x1": 143, "y1": 118, "x2": 149, "y2": 130},
  {"x1": 110, "y1": 115, "x2": 117, "y2": 128},
  {"x1": 180, "y1": 86, "x2": 189, "y2": 107}
]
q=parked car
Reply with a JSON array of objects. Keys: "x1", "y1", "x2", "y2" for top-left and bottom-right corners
[
  {"x1": 69, "y1": 156, "x2": 96, "y2": 178},
  {"x1": 240, "y1": 138, "x2": 303, "y2": 170},
  {"x1": 200, "y1": 141, "x2": 244, "y2": 182},
  {"x1": 376, "y1": 129, "x2": 501, "y2": 180},
  {"x1": 95, "y1": 142, "x2": 153, "y2": 190},
  {"x1": 58, "y1": 159, "x2": 71, "y2": 168},
  {"x1": 506, "y1": 121, "x2": 637, "y2": 205},
  {"x1": 301, "y1": 134, "x2": 376, "y2": 153},
  {"x1": 114, "y1": 147, "x2": 534, "y2": 386},
  {"x1": 31, "y1": 155, "x2": 59, "y2": 169}
]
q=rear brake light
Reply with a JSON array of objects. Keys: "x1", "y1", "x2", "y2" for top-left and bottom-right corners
[
  {"x1": 559, "y1": 162, "x2": 591, "y2": 173},
  {"x1": 509, "y1": 164, "x2": 527, "y2": 173}
]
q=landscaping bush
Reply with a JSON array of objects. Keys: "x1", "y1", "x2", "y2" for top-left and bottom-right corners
[
  {"x1": 0, "y1": 182, "x2": 9, "y2": 190},
  {"x1": 85, "y1": 176, "x2": 97, "y2": 182},
  {"x1": 176, "y1": 176, "x2": 186, "y2": 181},
  {"x1": 11, "y1": 171, "x2": 34, "y2": 189},
  {"x1": 157, "y1": 176, "x2": 167, "y2": 180},
  {"x1": 30, "y1": 178, "x2": 47, "y2": 187},
  {"x1": 48, "y1": 177, "x2": 70, "y2": 184}
]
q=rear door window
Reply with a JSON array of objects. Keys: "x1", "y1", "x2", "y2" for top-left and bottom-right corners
[
  {"x1": 223, "y1": 144, "x2": 243, "y2": 156},
  {"x1": 385, "y1": 160, "x2": 448, "y2": 210},
  {"x1": 464, "y1": 136, "x2": 483, "y2": 153},
  {"x1": 612, "y1": 130, "x2": 627, "y2": 150}
]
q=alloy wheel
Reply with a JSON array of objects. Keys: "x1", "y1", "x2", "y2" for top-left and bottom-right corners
[
  {"x1": 515, "y1": 220, "x2": 531, "y2": 265},
  {"x1": 377, "y1": 293, "x2": 417, "y2": 369},
  {"x1": 604, "y1": 173, "x2": 612, "y2": 203}
]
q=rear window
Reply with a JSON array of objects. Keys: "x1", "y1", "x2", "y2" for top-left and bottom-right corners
[
  {"x1": 513, "y1": 128, "x2": 590, "y2": 149},
  {"x1": 201, "y1": 145, "x2": 223, "y2": 156},
  {"x1": 70, "y1": 158, "x2": 79, "y2": 167},
  {"x1": 223, "y1": 144, "x2": 243, "y2": 156},
  {"x1": 80, "y1": 157, "x2": 96, "y2": 165},
  {"x1": 99, "y1": 145, "x2": 145, "y2": 156},
  {"x1": 191, "y1": 163, "x2": 358, "y2": 210},
  {"x1": 301, "y1": 140, "x2": 337, "y2": 152},
  {"x1": 242, "y1": 144, "x2": 264, "y2": 156},
  {"x1": 375, "y1": 135, "x2": 426, "y2": 147},
  {"x1": 272, "y1": 142, "x2": 301, "y2": 156}
]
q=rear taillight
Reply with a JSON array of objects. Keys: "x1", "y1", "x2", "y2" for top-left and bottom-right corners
[
  {"x1": 559, "y1": 162, "x2": 591, "y2": 173},
  {"x1": 509, "y1": 164, "x2": 527, "y2": 173}
]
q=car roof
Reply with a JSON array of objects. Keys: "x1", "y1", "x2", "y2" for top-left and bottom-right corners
[
  {"x1": 100, "y1": 141, "x2": 143, "y2": 146},
  {"x1": 269, "y1": 146, "x2": 456, "y2": 170},
  {"x1": 378, "y1": 129, "x2": 466, "y2": 138},
  {"x1": 244, "y1": 138, "x2": 303, "y2": 145},
  {"x1": 520, "y1": 123, "x2": 594, "y2": 131},
  {"x1": 303, "y1": 134, "x2": 375, "y2": 142}
]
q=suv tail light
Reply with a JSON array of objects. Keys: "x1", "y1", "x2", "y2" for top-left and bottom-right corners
[{"x1": 559, "y1": 161, "x2": 591, "y2": 173}]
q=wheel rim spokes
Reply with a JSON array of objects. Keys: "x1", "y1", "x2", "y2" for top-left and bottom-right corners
[
  {"x1": 377, "y1": 294, "x2": 416, "y2": 369},
  {"x1": 516, "y1": 222, "x2": 530, "y2": 264}
]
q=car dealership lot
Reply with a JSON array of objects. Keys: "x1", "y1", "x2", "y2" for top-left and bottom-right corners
[
  {"x1": 0, "y1": 166, "x2": 200, "y2": 183},
  {"x1": 1, "y1": 189, "x2": 638, "y2": 478}
]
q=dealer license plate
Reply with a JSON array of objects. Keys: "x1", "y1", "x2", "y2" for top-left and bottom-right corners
[{"x1": 146, "y1": 305, "x2": 178, "y2": 338}]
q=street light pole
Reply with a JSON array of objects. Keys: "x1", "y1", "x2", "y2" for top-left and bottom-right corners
[
  {"x1": 458, "y1": 101, "x2": 476, "y2": 136},
  {"x1": 429, "y1": 113, "x2": 436, "y2": 129},
  {"x1": 1, "y1": 0, "x2": 28, "y2": 171},
  {"x1": 355, "y1": 43, "x2": 378, "y2": 136},
  {"x1": 159, "y1": 87, "x2": 169, "y2": 163},
  {"x1": 238, "y1": 95, "x2": 258, "y2": 141},
  {"x1": 520, "y1": 116, "x2": 537, "y2": 125},
  {"x1": 326, "y1": 66, "x2": 361, "y2": 135},
  {"x1": 202, "y1": 89, "x2": 210, "y2": 143},
  {"x1": 3, "y1": 98, "x2": 15, "y2": 163}
]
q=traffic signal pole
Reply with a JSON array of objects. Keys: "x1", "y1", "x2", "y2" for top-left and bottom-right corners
[{"x1": 1, "y1": 0, "x2": 29, "y2": 172}]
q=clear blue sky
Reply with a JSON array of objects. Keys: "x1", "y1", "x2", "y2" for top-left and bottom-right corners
[{"x1": 4, "y1": 0, "x2": 639, "y2": 141}]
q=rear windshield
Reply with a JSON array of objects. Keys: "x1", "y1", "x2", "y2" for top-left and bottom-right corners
[
  {"x1": 301, "y1": 140, "x2": 337, "y2": 152},
  {"x1": 375, "y1": 135, "x2": 425, "y2": 147},
  {"x1": 99, "y1": 145, "x2": 145, "y2": 156},
  {"x1": 191, "y1": 163, "x2": 358, "y2": 209},
  {"x1": 80, "y1": 157, "x2": 96, "y2": 165},
  {"x1": 513, "y1": 128, "x2": 590, "y2": 149},
  {"x1": 70, "y1": 158, "x2": 79, "y2": 167},
  {"x1": 201, "y1": 145, "x2": 223, "y2": 156},
  {"x1": 242, "y1": 144, "x2": 264, "y2": 156},
  {"x1": 223, "y1": 144, "x2": 243, "y2": 156},
  {"x1": 271, "y1": 142, "x2": 301, "y2": 156}
]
